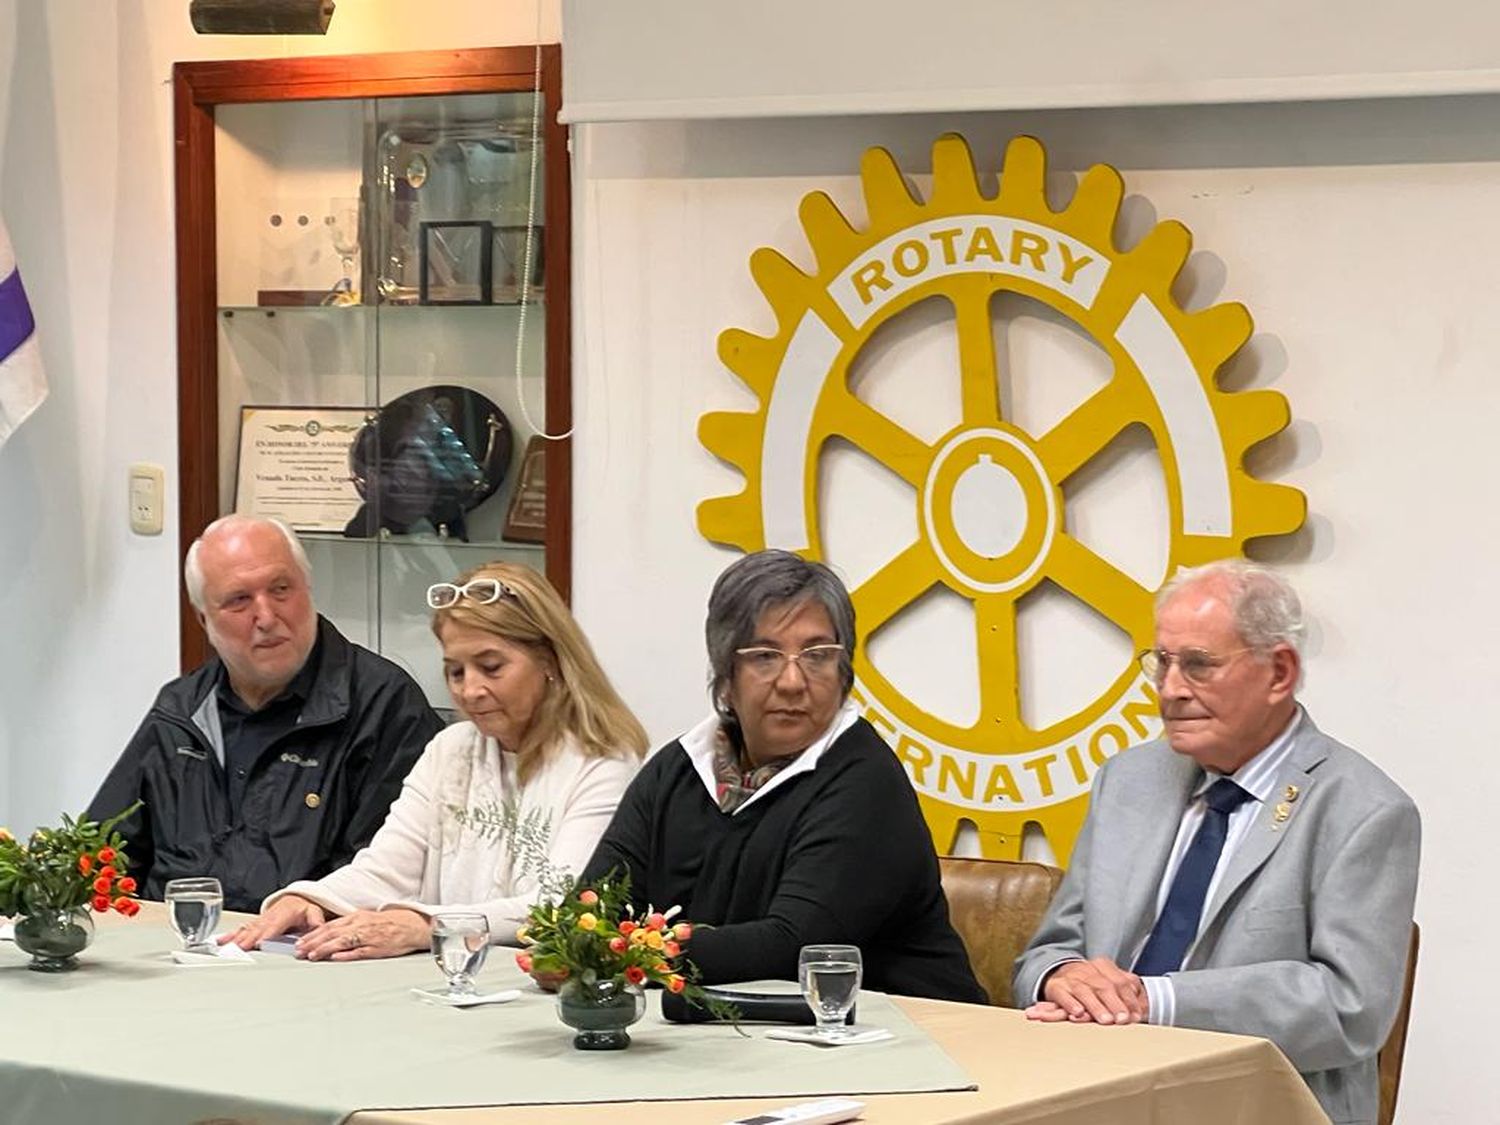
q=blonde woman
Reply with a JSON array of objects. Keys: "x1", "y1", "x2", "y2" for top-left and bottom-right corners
[{"x1": 224, "y1": 562, "x2": 648, "y2": 961}]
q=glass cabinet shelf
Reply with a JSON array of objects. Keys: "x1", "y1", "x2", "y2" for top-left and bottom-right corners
[{"x1": 174, "y1": 48, "x2": 571, "y2": 706}]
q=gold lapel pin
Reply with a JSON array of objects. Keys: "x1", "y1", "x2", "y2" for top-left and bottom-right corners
[
  {"x1": 1273, "y1": 801, "x2": 1291, "y2": 824},
  {"x1": 1284, "y1": 784, "x2": 1300, "y2": 803}
]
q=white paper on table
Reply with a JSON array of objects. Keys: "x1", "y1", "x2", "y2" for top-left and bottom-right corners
[
  {"x1": 170, "y1": 943, "x2": 254, "y2": 967},
  {"x1": 764, "y1": 1026, "x2": 894, "y2": 1047},
  {"x1": 410, "y1": 988, "x2": 522, "y2": 1008},
  {"x1": 0, "y1": 922, "x2": 13, "y2": 942}
]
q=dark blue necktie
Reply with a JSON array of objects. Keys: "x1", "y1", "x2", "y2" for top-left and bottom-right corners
[{"x1": 1133, "y1": 778, "x2": 1254, "y2": 976}]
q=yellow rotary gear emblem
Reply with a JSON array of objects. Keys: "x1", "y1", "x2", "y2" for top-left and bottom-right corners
[{"x1": 698, "y1": 135, "x2": 1305, "y2": 864}]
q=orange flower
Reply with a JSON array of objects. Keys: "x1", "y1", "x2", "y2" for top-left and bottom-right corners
[
  {"x1": 122, "y1": 899, "x2": 141, "y2": 917},
  {"x1": 516, "y1": 951, "x2": 534, "y2": 973},
  {"x1": 117, "y1": 876, "x2": 137, "y2": 894},
  {"x1": 667, "y1": 974, "x2": 686, "y2": 993},
  {"x1": 664, "y1": 940, "x2": 681, "y2": 957},
  {"x1": 112, "y1": 897, "x2": 132, "y2": 914},
  {"x1": 618, "y1": 920, "x2": 637, "y2": 936},
  {"x1": 672, "y1": 922, "x2": 692, "y2": 941},
  {"x1": 645, "y1": 912, "x2": 666, "y2": 931},
  {"x1": 92, "y1": 876, "x2": 113, "y2": 894},
  {"x1": 608, "y1": 936, "x2": 627, "y2": 954},
  {"x1": 98, "y1": 865, "x2": 117, "y2": 881},
  {"x1": 78, "y1": 854, "x2": 94, "y2": 875},
  {"x1": 90, "y1": 894, "x2": 110, "y2": 913},
  {"x1": 97, "y1": 847, "x2": 116, "y2": 863},
  {"x1": 578, "y1": 889, "x2": 599, "y2": 906},
  {"x1": 624, "y1": 965, "x2": 646, "y2": 985}
]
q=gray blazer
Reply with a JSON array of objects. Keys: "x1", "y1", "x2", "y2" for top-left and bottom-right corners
[{"x1": 1013, "y1": 714, "x2": 1420, "y2": 1125}]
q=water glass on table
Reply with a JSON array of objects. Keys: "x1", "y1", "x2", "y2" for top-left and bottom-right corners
[
  {"x1": 429, "y1": 912, "x2": 490, "y2": 999},
  {"x1": 799, "y1": 944, "x2": 862, "y2": 1039},
  {"x1": 165, "y1": 878, "x2": 223, "y2": 954}
]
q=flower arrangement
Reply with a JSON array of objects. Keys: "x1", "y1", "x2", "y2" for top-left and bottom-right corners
[
  {"x1": 514, "y1": 870, "x2": 696, "y2": 994},
  {"x1": 454, "y1": 798, "x2": 736, "y2": 1024},
  {"x1": 0, "y1": 804, "x2": 143, "y2": 919}
]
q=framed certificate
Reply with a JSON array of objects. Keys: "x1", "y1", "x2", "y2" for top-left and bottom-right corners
[{"x1": 234, "y1": 406, "x2": 368, "y2": 532}]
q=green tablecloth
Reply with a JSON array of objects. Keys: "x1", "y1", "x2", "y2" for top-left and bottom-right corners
[{"x1": 0, "y1": 918, "x2": 974, "y2": 1125}]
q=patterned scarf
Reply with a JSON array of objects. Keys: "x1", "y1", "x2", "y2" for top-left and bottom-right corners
[{"x1": 710, "y1": 724, "x2": 797, "y2": 813}]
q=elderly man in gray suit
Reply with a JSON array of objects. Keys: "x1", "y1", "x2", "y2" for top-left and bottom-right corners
[{"x1": 1014, "y1": 560, "x2": 1419, "y2": 1125}]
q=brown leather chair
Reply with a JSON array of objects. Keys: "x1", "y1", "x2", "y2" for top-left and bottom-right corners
[
  {"x1": 1377, "y1": 923, "x2": 1419, "y2": 1125},
  {"x1": 938, "y1": 855, "x2": 1064, "y2": 1008}
]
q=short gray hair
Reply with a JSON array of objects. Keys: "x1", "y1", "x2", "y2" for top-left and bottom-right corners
[
  {"x1": 705, "y1": 550, "x2": 857, "y2": 719},
  {"x1": 1158, "y1": 559, "x2": 1304, "y2": 655},
  {"x1": 184, "y1": 514, "x2": 312, "y2": 612}
]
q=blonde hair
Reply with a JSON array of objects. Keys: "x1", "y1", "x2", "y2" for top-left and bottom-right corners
[{"x1": 431, "y1": 561, "x2": 647, "y2": 781}]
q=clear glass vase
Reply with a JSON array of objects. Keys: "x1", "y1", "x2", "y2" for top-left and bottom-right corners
[
  {"x1": 555, "y1": 976, "x2": 646, "y2": 1050},
  {"x1": 13, "y1": 906, "x2": 96, "y2": 972}
]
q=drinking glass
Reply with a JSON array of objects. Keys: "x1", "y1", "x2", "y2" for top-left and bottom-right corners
[
  {"x1": 164, "y1": 877, "x2": 223, "y2": 954},
  {"x1": 429, "y1": 912, "x2": 490, "y2": 998},
  {"x1": 325, "y1": 197, "x2": 361, "y2": 303},
  {"x1": 799, "y1": 944, "x2": 862, "y2": 1038}
]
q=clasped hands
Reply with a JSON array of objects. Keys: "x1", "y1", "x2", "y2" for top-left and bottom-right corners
[
  {"x1": 217, "y1": 894, "x2": 430, "y2": 961},
  {"x1": 1025, "y1": 957, "x2": 1149, "y2": 1025}
]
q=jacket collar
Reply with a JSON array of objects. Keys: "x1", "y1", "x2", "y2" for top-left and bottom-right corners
[
  {"x1": 1195, "y1": 708, "x2": 1328, "y2": 944},
  {"x1": 164, "y1": 615, "x2": 354, "y2": 739}
]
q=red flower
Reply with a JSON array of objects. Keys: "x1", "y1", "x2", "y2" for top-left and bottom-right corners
[
  {"x1": 121, "y1": 899, "x2": 141, "y2": 917},
  {"x1": 577, "y1": 889, "x2": 599, "y2": 906},
  {"x1": 78, "y1": 854, "x2": 94, "y2": 875},
  {"x1": 667, "y1": 974, "x2": 686, "y2": 994},
  {"x1": 92, "y1": 876, "x2": 113, "y2": 894},
  {"x1": 117, "y1": 876, "x2": 137, "y2": 894},
  {"x1": 98, "y1": 865, "x2": 118, "y2": 881},
  {"x1": 645, "y1": 912, "x2": 666, "y2": 931},
  {"x1": 664, "y1": 940, "x2": 681, "y2": 957},
  {"x1": 618, "y1": 920, "x2": 637, "y2": 936},
  {"x1": 90, "y1": 894, "x2": 110, "y2": 913},
  {"x1": 515, "y1": 952, "x2": 534, "y2": 973},
  {"x1": 97, "y1": 847, "x2": 116, "y2": 863},
  {"x1": 608, "y1": 936, "x2": 627, "y2": 954},
  {"x1": 624, "y1": 965, "x2": 646, "y2": 985},
  {"x1": 112, "y1": 896, "x2": 132, "y2": 914}
]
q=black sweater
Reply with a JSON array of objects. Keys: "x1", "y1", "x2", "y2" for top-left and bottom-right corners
[{"x1": 582, "y1": 717, "x2": 987, "y2": 1004}]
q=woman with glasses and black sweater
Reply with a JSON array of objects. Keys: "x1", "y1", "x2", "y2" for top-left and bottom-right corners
[{"x1": 579, "y1": 550, "x2": 986, "y2": 1004}]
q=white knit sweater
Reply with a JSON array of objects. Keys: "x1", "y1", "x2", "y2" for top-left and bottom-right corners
[{"x1": 265, "y1": 721, "x2": 640, "y2": 943}]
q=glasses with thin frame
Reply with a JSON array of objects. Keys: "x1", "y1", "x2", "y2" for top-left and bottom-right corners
[
  {"x1": 1138, "y1": 646, "x2": 1253, "y2": 687},
  {"x1": 735, "y1": 644, "x2": 846, "y2": 682},
  {"x1": 426, "y1": 578, "x2": 517, "y2": 610}
]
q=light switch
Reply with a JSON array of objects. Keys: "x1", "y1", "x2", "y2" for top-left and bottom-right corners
[{"x1": 128, "y1": 462, "x2": 165, "y2": 535}]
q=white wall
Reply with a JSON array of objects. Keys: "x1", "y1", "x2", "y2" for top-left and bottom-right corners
[
  {"x1": 569, "y1": 101, "x2": 1500, "y2": 1123},
  {"x1": 562, "y1": 0, "x2": 1500, "y2": 119}
]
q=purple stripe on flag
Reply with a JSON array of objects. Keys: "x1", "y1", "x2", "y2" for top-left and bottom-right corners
[{"x1": 0, "y1": 268, "x2": 37, "y2": 364}]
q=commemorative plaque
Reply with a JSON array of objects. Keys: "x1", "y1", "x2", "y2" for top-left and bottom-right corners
[
  {"x1": 234, "y1": 406, "x2": 366, "y2": 531},
  {"x1": 503, "y1": 435, "x2": 547, "y2": 543}
]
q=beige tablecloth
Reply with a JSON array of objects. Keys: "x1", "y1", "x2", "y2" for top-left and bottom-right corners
[{"x1": 0, "y1": 906, "x2": 1329, "y2": 1125}]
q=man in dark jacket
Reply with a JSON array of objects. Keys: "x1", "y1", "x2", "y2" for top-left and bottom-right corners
[{"x1": 87, "y1": 515, "x2": 443, "y2": 912}]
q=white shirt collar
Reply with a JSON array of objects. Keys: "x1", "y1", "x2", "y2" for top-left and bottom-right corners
[
  {"x1": 1194, "y1": 705, "x2": 1303, "y2": 804},
  {"x1": 682, "y1": 701, "x2": 861, "y2": 815}
]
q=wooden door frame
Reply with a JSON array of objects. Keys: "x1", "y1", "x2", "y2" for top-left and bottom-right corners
[{"x1": 172, "y1": 46, "x2": 571, "y2": 671}]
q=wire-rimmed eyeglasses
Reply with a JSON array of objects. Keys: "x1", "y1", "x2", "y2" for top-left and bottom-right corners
[
  {"x1": 734, "y1": 644, "x2": 846, "y2": 682},
  {"x1": 426, "y1": 578, "x2": 518, "y2": 610},
  {"x1": 1138, "y1": 646, "x2": 1253, "y2": 687}
]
